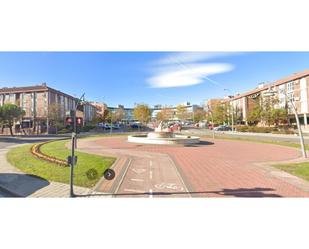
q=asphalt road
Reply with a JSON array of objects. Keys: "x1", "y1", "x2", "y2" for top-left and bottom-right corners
[
  {"x1": 183, "y1": 128, "x2": 309, "y2": 144},
  {"x1": 0, "y1": 187, "x2": 16, "y2": 197}
]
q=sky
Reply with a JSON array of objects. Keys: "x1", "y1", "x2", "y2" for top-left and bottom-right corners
[{"x1": 0, "y1": 52, "x2": 308, "y2": 107}]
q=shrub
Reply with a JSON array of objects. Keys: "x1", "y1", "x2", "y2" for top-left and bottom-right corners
[{"x1": 235, "y1": 125, "x2": 295, "y2": 134}]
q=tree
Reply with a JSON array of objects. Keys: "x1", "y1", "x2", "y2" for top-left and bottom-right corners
[
  {"x1": 271, "y1": 108, "x2": 288, "y2": 126},
  {"x1": 260, "y1": 96, "x2": 280, "y2": 126},
  {"x1": 0, "y1": 103, "x2": 25, "y2": 136},
  {"x1": 212, "y1": 103, "x2": 229, "y2": 125},
  {"x1": 247, "y1": 96, "x2": 287, "y2": 126},
  {"x1": 156, "y1": 107, "x2": 174, "y2": 122},
  {"x1": 247, "y1": 99, "x2": 262, "y2": 125},
  {"x1": 0, "y1": 106, "x2": 4, "y2": 133},
  {"x1": 193, "y1": 109, "x2": 206, "y2": 123},
  {"x1": 115, "y1": 108, "x2": 126, "y2": 122},
  {"x1": 133, "y1": 104, "x2": 151, "y2": 129},
  {"x1": 97, "y1": 109, "x2": 109, "y2": 123},
  {"x1": 176, "y1": 105, "x2": 189, "y2": 121},
  {"x1": 47, "y1": 103, "x2": 63, "y2": 134}
]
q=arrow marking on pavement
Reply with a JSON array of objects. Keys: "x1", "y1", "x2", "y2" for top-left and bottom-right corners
[{"x1": 132, "y1": 168, "x2": 146, "y2": 174}]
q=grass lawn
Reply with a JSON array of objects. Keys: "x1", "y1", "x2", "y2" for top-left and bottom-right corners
[
  {"x1": 201, "y1": 134, "x2": 308, "y2": 150},
  {"x1": 274, "y1": 162, "x2": 309, "y2": 182},
  {"x1": 7, "y1": 139, "x2": 116, "y2": 188}
]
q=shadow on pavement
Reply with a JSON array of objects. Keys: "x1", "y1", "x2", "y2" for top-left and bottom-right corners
[
  {"x1": 77, "y1": 187, "x2": 282, "y2": 198},
  {"x1": 0, "y1": 173, "x2": 50, "y2": 197},
  {"x1": 0, "y1": 136, "x2": 69, "y2": 145},
  {"x1": 184, "y1": 140, "x2": 215, "y2": 147}
]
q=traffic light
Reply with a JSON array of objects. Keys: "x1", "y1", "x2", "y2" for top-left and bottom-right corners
[
  {"x1": 66, "y1": 117, "x2": 73, "y2": 125},
  {"x1": 76, "y1": 117, "x2": 83, "y2": 126}
]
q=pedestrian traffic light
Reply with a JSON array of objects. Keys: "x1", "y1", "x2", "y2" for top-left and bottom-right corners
[
  {"x1": 66, "y1": 117, "x2": 73, "y2": 125},
  {"x1": 76, "y1": 117, "x2": 83, "y2": 126}
]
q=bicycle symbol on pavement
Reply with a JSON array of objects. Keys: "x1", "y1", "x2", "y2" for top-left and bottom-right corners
[{"x1": 154, "y1": 183, "x2": 184, "y2": 191}]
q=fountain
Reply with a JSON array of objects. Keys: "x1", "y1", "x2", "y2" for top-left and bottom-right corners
[{"x1": 128, "y1": 121, "x2": 200, "y2": 145}]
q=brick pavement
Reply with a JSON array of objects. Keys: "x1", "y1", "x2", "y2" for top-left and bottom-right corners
[{"x1": 84, "y1": 136, "x2": 309, "y2": 197}]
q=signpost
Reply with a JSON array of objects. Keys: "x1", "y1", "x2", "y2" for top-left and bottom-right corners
[
  {"x1": 68, "y1": 93, "x2": 85, "y2": 198},
  {"x1": 66, "y1": 93, "x2": 116, "y2": 197}
]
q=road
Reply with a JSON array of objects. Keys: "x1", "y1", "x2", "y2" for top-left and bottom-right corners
[
  {"x1": 76, "y1": 138, "x2": 190, "y2": 197},
  {"x1": 183, "y1": 128, "x2": 309, "y2": 144},
  {"x1": 0, "y1": 135, "x2": 68, "y2": 149},
  {"x1": 0, "y1": 187, "x2": 16, "y2": 197},
  {"x1": 76, "y1": 136, "x2": 309, "y2": 197}
]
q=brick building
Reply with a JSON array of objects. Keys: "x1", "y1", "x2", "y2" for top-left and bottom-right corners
[
  {"x1": 207, "y1": 69, "x2": 309, "y2": 128},
  {"x1": 0, "y1": 83, "x2": 97, "y2": 134}
]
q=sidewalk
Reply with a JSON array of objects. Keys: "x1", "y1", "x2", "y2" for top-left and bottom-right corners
[{"x1": 0, "y1": 145, "x2": 99, "y2": 197}]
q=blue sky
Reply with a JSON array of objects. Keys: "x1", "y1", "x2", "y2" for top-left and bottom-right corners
[{"x1": 0, "y1": 52, "x2": 308, "y2": 107}]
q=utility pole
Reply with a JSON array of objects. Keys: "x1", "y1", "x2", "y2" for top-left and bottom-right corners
[{"x1": 290, "y1": 99, "x2": 307, "y2": 158}]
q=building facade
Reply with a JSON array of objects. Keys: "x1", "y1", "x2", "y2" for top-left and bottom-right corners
[
  {"x1": 151, "y1": 102, "x2": 201, "y2": 121},
  {"x1": 207, "y1": 69, "x2": 309, "y2": 127},
  {"x1": 0, "y1": 83, "x2": 97, "y2": 134}
]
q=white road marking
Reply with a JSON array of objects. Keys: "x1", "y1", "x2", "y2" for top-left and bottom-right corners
[
  {"x1": 155, "y1": 183, "x2": 184, "y2": 191},
  {"x1": 123, "y1": 188, "x2": 145, "y2": 193},
  {"x1": 149, "y1": 160, "x2": 153, "y2": 168},
  {"x1": 149, "y1": 171, "x2": 153, "y2": 180},
  {"x1": 132, "y1": 168, "x2": 146, "y2": 174},
  {"x1": 130, "y1": 178, "x2": 144, "y2": 182},
  {"x1": 149, "y1": 189, "x2": 153, "y2": 198}
]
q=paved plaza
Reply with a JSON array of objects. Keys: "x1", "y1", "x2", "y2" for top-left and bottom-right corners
[{"x1": 78, "y1": 136, "x2": 309, "y2": 197}]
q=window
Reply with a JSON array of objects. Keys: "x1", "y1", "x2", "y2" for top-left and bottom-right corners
[
  {"x1": 287, "y1": 81, "x2": 295, "y2": 92},
  {"x1": 287, "y1": 92, "x2": 294, "y2": 101}
]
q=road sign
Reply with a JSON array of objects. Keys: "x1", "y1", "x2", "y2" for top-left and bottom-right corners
[{"x1": 67, "y1": 156, "x2": 78, "y2": 165}]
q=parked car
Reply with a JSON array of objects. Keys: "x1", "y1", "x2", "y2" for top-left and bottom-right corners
[
  {"x1": 130, "y1": 123, "x2": 139, "y2": 129},
  {"x1": 214, "y1": 125, "x2": 232, "y2": 131}
]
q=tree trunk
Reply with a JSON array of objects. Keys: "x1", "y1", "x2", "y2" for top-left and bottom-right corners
[{"x1": 9, "y1": 124, "x2": 13, "y2": 136}]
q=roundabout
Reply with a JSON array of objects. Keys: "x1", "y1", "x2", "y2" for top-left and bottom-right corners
[
  {"x1": 128, "y1": 121, "x2": 200, "y2": 145},
  {"x1": 76, "y1": 135, "x2": 309, "y2": 198}
]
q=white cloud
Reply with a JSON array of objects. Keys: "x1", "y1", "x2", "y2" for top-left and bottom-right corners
[
  {"x1": 147, "y1": 52, "x2": 235, "y2": 88},
  {"x1": 148, "y1": 63, "x2": 234, "y2": 88},
  {"x1": 154, "y1": 52, "x2": 238, "y2": 65}
]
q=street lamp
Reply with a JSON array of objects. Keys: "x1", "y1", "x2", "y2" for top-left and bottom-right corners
[
  {"x1": 206, "y1": 104, "x2": 215, "y2": 139},
  {"x1": 263, "y1": 88, "x2": 307, "y2": 159},
  {"x1": 224, "y1": 89, "x2": 235, "y2": 132},
  {"x1": 69, "y1": 93, "x2": 85, "y2": 197}
]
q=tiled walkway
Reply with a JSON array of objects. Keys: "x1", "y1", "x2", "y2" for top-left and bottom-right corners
[{"x1": 80, "y1": 137, "x2": 309, "y2": 197}]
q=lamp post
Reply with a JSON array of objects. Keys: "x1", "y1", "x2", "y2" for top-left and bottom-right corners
[
  {"x1": 263, "y1": 88, "x2": 307, "y2": 159},
  {"x1": 224, "y1": 89, "x2": 235, "y2": 132},
  {"x1": 69, "y1": 93, "x2": 85, "y2": 197},
  {"x1": 207, "y1": 104, "x2": 215, "y2": 139}
]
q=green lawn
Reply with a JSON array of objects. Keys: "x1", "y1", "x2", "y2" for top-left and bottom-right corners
[
  {"x1": 201, "y1": 134, "x2": 308, "y2": 150},
  {"x1": 7, "y1": 139, "x2": 116, "y2": 188},
  {"x1": 274, "y1": 162, "x2": 309, "y2": 182}
]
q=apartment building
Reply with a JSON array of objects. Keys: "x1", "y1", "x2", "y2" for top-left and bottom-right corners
[
  {"x1": 107, "y1": 105, "x2": 135, "y2": 123},
  {"x1": 0, "y1": 83, "x2": 97, "y2": 134},
  {"x1": 151, "y1": 102, "x2": 201, "y2": 121},
  {"x1": 222, "y1": 69, "x2": 309, "y2": 127}
]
